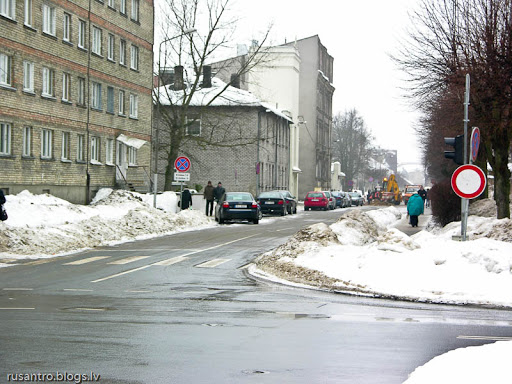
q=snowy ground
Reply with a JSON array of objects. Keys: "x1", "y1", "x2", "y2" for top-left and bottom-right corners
[{"x1": 1, "y1": 189, "x2": 511, "y2": 383}]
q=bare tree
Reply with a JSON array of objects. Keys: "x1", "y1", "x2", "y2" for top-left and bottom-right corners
[
  {"x1": 395, "y1": 0, "x2": 512, "y2": 219},
  {"x1": 155, "y1": 0, "x2": 271, "y2": 190},
  {"x1": 332, "y1": 109, "x2": 374, "y2": 190}
]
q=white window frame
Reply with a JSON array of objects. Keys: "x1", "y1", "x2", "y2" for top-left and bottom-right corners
[
  {"x1": 128, "y1": 146, "x2": 137, "y2": 165},
  {"x1": 42, "y1": 67, "x2": 55, "y2": 97},
  {"x1": 92, "y1": 26, "x2": 102, "y2": 55},
  {"x1": 0, "y1": 53, "x2": 12, "y2": 86},
  {"x1": 91, "y1": 136, "x2": 100, "y2": 162},
  {"x1": 78, "y1": 20, "x2": 86, "y2": 49},
  {"x1": 130, "y1": 0, "x2": 139, "y2": 21},
  {"x1": 77, "y1": 77, "x2": 85, "y2": 106},
  {"x1": 107, "y1": 86, "x2": 114, "y2": 113},
  {"x1": 108, "y1": 0, "x2": 115, "y2": 8},
  {"x1": 129, "y1": 94, "x2": 138, "y2": 118},
  {"x1": 119, "y1": 40, "x2": 126, "y2": 65},
  {"x1": 23, "y1": 60, "x2": 34, "y2": 92},
  {"x1": 119, "y1": 0, "x2": 125, "y2": 14},
  {"x1": 0, "y1": 0, "x2": 16, "y2": 19},
  {"x1": 107, "y1": 34, "x2": 115, "y2": 61},
  {"x1": 92, "y1": 82, "x2": 102, "y2": 110},
  {"x1": 62, "y1": 73, "x2": 71, "y2": 102},
  {"x1": 24, "y1": 0, "x2": 33, "y2": 26},
  {"x1": 0, "y1": 122, "x2": 11, "y2": 155},
  {"x1": 77, "y1": 134, "x2": 85, "y2": 161},
  {"x1": 106, "y1": 138, "x2": 114, "y2": 164},
  {"x1": 186, "y1": 116, "x2": 201, "y2": 136},
  {"x1": 41, "y1": 129, "x2": 53, "y2": 159},
  {"x1": 63, "y1": 13, "x2": 71, "y2": 42},
  {"x1": 130, "y1": 45, "x2": 138, "y2": 70},
  {"x1": 42, "y1": 4, "x2": 56, "y2": 36},
  {"x1": 61, "y1": 131, "x2": 70, "y2": 161},
  {"x1": 23, "y1": 126, "x2": 32, "y2": 157},
  {"x1": 118, "y1": 90, "x2": 125, "y2": 115}
]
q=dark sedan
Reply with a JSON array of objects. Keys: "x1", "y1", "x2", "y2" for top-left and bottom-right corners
[
  {"x1": 215, "y1": 192, "x2": 260, "y2": 224},
  {"x1": 257, "y1": 191, "x2": 288, "y2": 216},
  {"x1": 277, "y1": 190, "x2": 298, "y2": 214}
]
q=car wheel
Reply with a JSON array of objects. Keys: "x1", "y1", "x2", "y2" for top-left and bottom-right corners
[
  {"x1": 258, "y1": 210, "x2": 263, "y2": 220},
  {"x1": 219, "y1": 214, "x2": 224, "y2": 224},
  {"x1": 253, "y1": 218, "x2": 259, "y2": 224},
  {"x1": 293, "y1": 206, "x2": 297, "y2": 214}
]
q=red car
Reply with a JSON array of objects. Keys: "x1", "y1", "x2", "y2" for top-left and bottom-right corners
[{"x1": 304, "y1": 191, "x2": 330, "y2": 211}]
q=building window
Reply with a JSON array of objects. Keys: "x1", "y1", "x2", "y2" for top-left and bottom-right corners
[
  {"x1": 129, "y1": 94, "x2": 138, "y2": 118},
  {"x1": 107, "y1": 34, "x2": 115, "y2": 61},
  {"x1": 106, "y1": 138, "x2": 114, "y2": 164},
  {"x1": 91, "y1": 82, "x2": 102, "y2": 110},
  {"x1": 107, "y1": 86, "x2": 114, "y2": 113},
  {"x1": 77, "y1": 77, "x2": 85, "y2": 106},
  {"x1": 77, "y1": 134, "x2": 85, "y2": 161},
  {"x1": 0, "y1": 0, "x2": 15, "y2": 19},
  {"x1": 91, "y1": 136, "x2": 100, "y2": 162},
  {"x1": 0, "y1": 122, "x2": 11, "y2": 155},
  {"x1": 108, "y1": 0, "x2": 114, "y2": 8},
  {"x1": 78, "y1": 20, "x2": 86, "y2": 49},
  {"x1": 119, "y1": 40, "x2": 126, "y2": 65},
  {"x1": 61, "y1": 131, "x2": 70, "y2": 160},
  {"x1": 42, "y1": 67, "x2": 55, "y2": 97},
  {"x1": 24, "y1": 0, "x2": 33, "y2": 26},
  {"x1": 128, "y1": 146, "x2": 137, "y2": 165},
  {"x1": 130, "y1": 45, "x2": 138, "y2": 70},
  {"x1": 130, "y1": 0, "x2": 139, "y2": 22},
  {"x1": 23, "y1": 126, "x2": 32, "y2": 157},
  {"x1": 62, "y1": 73, "x2": 71, "y2": 102},
  {"x1": 186, "y1": 116, "x2": 201, "y2": 136},
  {"x1": 41, "y1": 128, "x2": 53, "y2": 159},
  {"x1": 23, "y1": 61, "x2": 34, "y2": 92},
  {"x1": 92, "y1": 26, "x2": 102, "y2": 55},
  {"x1": 42, "y1": 4, "x2": 56, "y2": 36},
  {"x1": 118, "y1": 90, "x2": 125, "y2": 115},
  {"x1": 63, "y1": 13, "x2": 71, "y2": 42},
  {"x1": 0, "y1": 53, "x2": 12, "y2": 86},
  {"x1": 119, "y1": 0, "x2": 125, "y2": 14}
]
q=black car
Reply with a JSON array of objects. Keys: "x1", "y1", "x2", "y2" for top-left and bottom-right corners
[
  {"x1": 330, "y1": 191, "x2": 343, "y2": 208},
  {"x1": 215, "y1": 192, "x2": 260, "y2": 224},
  {"x1": 276, "y1": 190, "x2": 298, "y2": 214},
  {"x1": 258, "y1": 191, "x2": 288, "y2": 216}
]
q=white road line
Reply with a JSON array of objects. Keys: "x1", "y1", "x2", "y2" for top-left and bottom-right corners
[
  {"x1": 153, "y1": 256, "x2": 189, "y2": 266},
  {"x1": 63, "y1": 288, "x2": 94, "y2": 292},
  {"x1": 0, "y1": 307, "x2": 35, "y2": 310},
  {"x1": 25, "y1": 259, "x2": 54, "y2": 266},
  {"x1": 2, "y1": 288, "x2": 33, "y2": 291},
  {"x1": 107, "y1": 256, "x2": 150, "y2": 265},
  {"x1": 91, "y1": 265, "x2": 151, "y2": 283},
  {"x1": 196, "y1": 258, "x2": 231, "y2": 268},
  {"x1": 63, "y1": 256, "x2": 110, "y2": 265},
  {"x1": 457, "y1": 335, "x2": 512, "y2": 341}
]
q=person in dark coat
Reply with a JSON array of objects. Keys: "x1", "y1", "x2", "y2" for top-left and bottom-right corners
[
  {"x1": 203, "y1": 181, "x2": 215, "y2": 216},
  {"x1": 418, "y1": 185, "x2": 427, "y2": 204},
  {"x1": 213, "y1": 182, "x2": 225, "y2": 202},
  {"x1": 407, "y1": 193, "x2": 424, "y2": 227},
  {"x1": 0, "y1": 189, "x2": 7, "y2": 221},
  {"x1": 181, "y1": 189, "x2": 193, "y2": 210}
]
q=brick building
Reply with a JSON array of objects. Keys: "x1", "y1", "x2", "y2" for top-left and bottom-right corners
[{"x1": 0, "y1": 0, "x2": 154, "y2": 203}]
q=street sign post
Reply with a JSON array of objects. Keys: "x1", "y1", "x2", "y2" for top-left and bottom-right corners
[
  {"x1": 174, "y1": 156, "x2": 191, "y2": 210},
  {"x1": 174, "y1": 156, "x2": 191, "y2": 172},
  {"x1": 174, "y1": 173, "x2": 190, "y2": 182}
]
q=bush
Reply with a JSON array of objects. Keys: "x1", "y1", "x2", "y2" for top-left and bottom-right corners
[{"x1": 429, "y1": 179, "x2": 461, "y2": 226}]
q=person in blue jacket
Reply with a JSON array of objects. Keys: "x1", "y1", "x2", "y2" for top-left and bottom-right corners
[{"x1": 407, "y1": 193, "x2": 424, "y2": 227}]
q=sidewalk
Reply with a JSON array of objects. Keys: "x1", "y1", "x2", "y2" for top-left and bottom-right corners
[{"x1": 394, "y1": 205, "x2": 432, "y2": 236}]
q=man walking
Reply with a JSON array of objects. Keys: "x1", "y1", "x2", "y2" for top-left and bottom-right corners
[
  {"x1": 203, "y1": 181, "x2": 215, "y2": 216},
  {"x1": 213, "y1": 182, "x2": 225, "y2": 202}
]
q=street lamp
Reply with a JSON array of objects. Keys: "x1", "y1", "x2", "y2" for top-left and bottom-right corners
[{"x1": 153, "y1": 28, "x2": 196, "y2": 208}]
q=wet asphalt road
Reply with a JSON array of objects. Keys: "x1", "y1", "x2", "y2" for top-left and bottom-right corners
[{"x1": 1, "y1": 206, "x2": 511, "y2": 384}]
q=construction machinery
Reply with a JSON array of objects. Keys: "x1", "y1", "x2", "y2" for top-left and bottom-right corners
[
  {"x1": 371, "y1": 174, "x2": 402, "y2": 205},
  {"x1": 402, "y1": 184, "x2": 422, "y2": 205}
]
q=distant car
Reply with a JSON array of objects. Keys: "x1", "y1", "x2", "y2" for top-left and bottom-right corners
[
  {"x1": 340, "y1": 192, "x2": 351, "y2": 208},
  {"x1": 304, "y1": 191, "x2": 329, "y2": 211},
  {"x1": 348, "y1": 191, "x2": 364, "y2": 206},
  {"x1": 330, "y1": 191, "x2": 344, "y2": 208},
  {"x1": 215, "y1": 192, "x2": 260, "y2": 224},
  {"x1": 322, "y1": 191, "x2": 336, "y2": 210},
  {"x1": 276, "y1": 190, "x2": 297, "y2": 214},
  {"x1": 257, "y1": 191, "x2": 288, "y2": 216}
]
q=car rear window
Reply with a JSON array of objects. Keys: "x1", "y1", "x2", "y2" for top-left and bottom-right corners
[
  {"x1": 226, "y1": 193, "x2": 253, "y2": 201},
  {"x1": 259, "y1": 192, "x2": 282, "y2": 198},
  {"x1": 307, "y1": 193, "x2": 324, "y2": 198}
]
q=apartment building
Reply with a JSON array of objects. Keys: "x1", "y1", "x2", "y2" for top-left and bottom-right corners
[{"x1": 0, "y1": 0, "x2": 154, "y2": 204}]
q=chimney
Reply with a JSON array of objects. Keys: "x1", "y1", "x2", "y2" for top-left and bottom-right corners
[
  {"x1": 203, "y1": 65, "x2": 212, "y2": 88},
  {"x1": 230, "y1": 73, "x2": 240, "y2": 89},
  {"x1": 174, "y1": 65, "x2": 184, "y2": 91}
]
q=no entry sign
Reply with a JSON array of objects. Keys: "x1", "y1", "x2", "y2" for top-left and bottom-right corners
[
  {"x1": 451, "y1": 164, "x2": 486, "y2": 199},
  {"x1": 174, "y1": 156, "x2": 191, "y2": 172}
]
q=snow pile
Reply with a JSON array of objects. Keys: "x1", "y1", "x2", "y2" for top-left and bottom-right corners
[
  {"x1": 252, "y1": 206, "x2": 512, "y2": 307},
  {"x1": 0, "y1": 189, "x2": 215, "y2": 260}
]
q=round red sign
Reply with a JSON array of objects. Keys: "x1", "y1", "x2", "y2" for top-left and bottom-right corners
[
  {"x1": 451, "y1": 164, "x2": 486, "y2": 199},
  {"x1": 174, "y1": 156, "x2": 191, "y2": 172}
]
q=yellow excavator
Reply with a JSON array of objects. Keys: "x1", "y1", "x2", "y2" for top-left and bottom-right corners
[{"x1": 379, "y1": 174, "x2": 402, "y2": 205}]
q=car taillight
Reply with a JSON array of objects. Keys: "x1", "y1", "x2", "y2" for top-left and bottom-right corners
[
  {"x1": 222, "y1": 201, "x2": 229, "y2": 208},
  {"x1": 278, "y1": 200, "x2": 284, "y2": 205},
  {"x1": 251, "y1": 202, "x2": 258, "y2": 208}
]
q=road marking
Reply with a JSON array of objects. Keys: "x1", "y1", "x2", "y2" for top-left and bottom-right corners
[
  {"x1": 2, "y1": 288, "x2": 33, "y2": 291},
  {"x1": 457, "y1": 335, "x2": 512, "y2": 341},
  {"x1": 91, "y1": 265, "x2": 151, "y2": 283},
  {"x1": 63, "y1": 288, "x2": 94, "y2": 292},
  {"x1": 25, "y1": 259, "x2": 54, "y2": 265},
  {"x1": 63, "y1": 256, "x2": 110, "y2": 265},
  {"x1": 107, "y1": 256, "x2": 150, "y2": 265},
  {"x1": 153, "y1": 256, "x2": 188, "y2": 266},
  {"x1": 0, "y1": 307, "x2": 35, "y2": 310},
  {"x1": 73, "y1": 307, "x2": 107, "y2": 311},
  {"x1": 196, "y1": 258, "x2": 231, "y2": 268}
]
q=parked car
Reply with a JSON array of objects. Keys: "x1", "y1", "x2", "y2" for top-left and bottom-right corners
[
  {"x1": 340, "y1": 192, "x2": 351, "y2": 208},
  {"x1": 330, "y1": 191, "x2": 344, "y2": 208},
  {"x1": 215, "y1": 192, "x2": 260, "y2": 224},
  {"x1": 275, "y1": 190, "x2": 297, "y2": 214},
  {"x1": 304, "y1": 191, "x2": 330, "y2": 211},
  {"x1": 322, "y1": 191, "x2": 337, "y2": 210},
  {"x1": 348, "y1": 191, "x2": 364, "y2": 206},
  {"x1": 257, "y1": 191, "x2": 288, "y2": 216}
]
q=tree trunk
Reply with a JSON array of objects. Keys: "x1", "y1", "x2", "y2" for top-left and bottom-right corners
[
  {"x1": 164, "y1": 141, "x2": 180, "y2": 191},
  {"x1": 492, "y1": 135, "x2": 511, "y2": 219}
]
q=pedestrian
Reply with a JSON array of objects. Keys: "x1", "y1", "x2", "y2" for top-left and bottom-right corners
[
  {"x1": 418, "y1": 185, "x2": 427, "y2": 204},
  {"x1": 407, "y1": 193, "x2": 424, "y2": 228},
  {"x1": 0, "y1": 189, "x2": 7, "y2": 221},
  {"x1": 180, "y1": 188, "x2": 193, "y2": 210},
  {"x1": 213, "y1": 182, "x2": 225, "y2": 202},
  {"x1": 425, "y1": 188, "x2": 430, "y2": 208},
  {"x1": 367, "y1": 190, "x2": 372, "y2": 204},
  {"x1": 203, "y1": 181, "x2": 215, "y2": 216}
]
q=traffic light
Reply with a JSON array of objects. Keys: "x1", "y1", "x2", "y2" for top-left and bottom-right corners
[{"x1": 444, "y1": 134, "x2": 464, "y2": 165}]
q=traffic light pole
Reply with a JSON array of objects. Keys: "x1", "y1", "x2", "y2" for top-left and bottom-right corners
[{"x1": 461, "y1": 74, "x2": 470, "y2": 241}]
